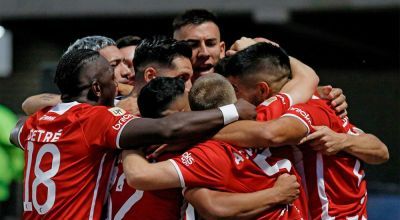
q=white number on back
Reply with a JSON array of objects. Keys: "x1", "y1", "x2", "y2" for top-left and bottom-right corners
[
  {"x1": 24, "y1": 141, "x2": 60, "y2": 214},
  {"x1": 253, "y1": 148, "x2": 292, "y2": 176}
]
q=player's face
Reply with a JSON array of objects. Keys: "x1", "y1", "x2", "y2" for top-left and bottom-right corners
[
  {"x1": 174, "y1": 22, "x2": 225, "y2": 82},
  {"x1": 95, "y1": 57, "x2": 118, "y2": 106},
  {"x1": 157, "y1": 56, "x2": 193, "y2": 92},
  {"x1": 99, "y1": 45, "x2": 134, "y2": 86},
  {"x1": 119, "y1": 45, "x2": 136, "y2": 71},
  {"x1": 227, "y1": 76, "x2": 262, "y2": 106}
]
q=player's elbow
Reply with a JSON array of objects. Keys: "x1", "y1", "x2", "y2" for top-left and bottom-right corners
[
  {"x1": 309, "y1": 67, "x2": 319, "y2": 88},
  {"x1": 124, "y1": 163, "x2": 151, "y2": 190},
  {"x1": 363, "y1": 135, "x2": 389, "y2": 165},
  {"x1": 380, "y1": 146, "x2": 390, "y2": 164},
  {"x1": 371, "y1": 143, "x2": 389, "y2": 165},
  {"x1": 124, "y1": 169, "x2": 150, "y2": 190},
  {"x1": 21, "y1": 97, "x2": 35, "y2": 115}
]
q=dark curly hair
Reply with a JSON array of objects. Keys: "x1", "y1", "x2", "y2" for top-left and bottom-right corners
[{"x1": 54, "y1": 49, "x2": 100, "y2": 99}]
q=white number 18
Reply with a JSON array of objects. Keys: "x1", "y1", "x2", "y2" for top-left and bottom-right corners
[{"x1": 24, "y1": 141, "x2": 60, "y2": 215}]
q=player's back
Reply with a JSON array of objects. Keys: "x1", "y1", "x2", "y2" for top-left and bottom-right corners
[
  {"x1": 171, "y1": 140, "x2": 306, "y2": 220},
  {"x1": 289, "y1": 97, "x2": 367, "y2": 219},
  {"x1": 108, "y1": 151, "x2": 184, "y2": 220},
  {"x1": 18, "y1": 102, "x2": 134, "y2": 220},
  {"x1": 256, "y1": 93, "x2": 309, "y2": 217}
]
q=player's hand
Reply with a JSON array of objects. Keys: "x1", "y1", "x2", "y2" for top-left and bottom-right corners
[
  {"x1": 226, "y1": 37, "x2": 258, "y2": 56},
  {"x1": 300, "y1": 126, "x2": 347, "y2": 156},
  {"x1": 116, "y1": 96, "x2": 140, "y2": 115},
  {"x1": 234, "y1": 99, "x2": 256, "y2": 120},
  {"x1": 273, "y1": 173, "x2": 300, "y2": 204},
  {"x1": 226, "y1": 37, "x2": 280, "y2": 56},
  {"x1": 316, "y1": 85, "x2": 348, "y2": 118},
  {"x1": 253, "y1": 37, "x2": 280, "y2": 47},
  {"x1": 117, "y1": 83, "x2": 134, "y2": 96}
]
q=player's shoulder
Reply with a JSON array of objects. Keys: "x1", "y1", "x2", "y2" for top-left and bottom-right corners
[
  {"x1": 78, "y1": 104, "x2": 128, "y2": 117},
  {"x1": 258, "y1": 93, "x2": 291, "y2": 107}
]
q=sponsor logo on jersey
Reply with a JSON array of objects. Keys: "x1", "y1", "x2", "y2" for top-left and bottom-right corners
[
  {"x1": 181, "y1": 152, "x2": 194, "y2": 166},
  {"x1": 289, "y1": 107, "x2": 312, "y2": 125},
  {"x1": 108, "y1": 107, "x2": 126, "y2": 116},
  {"x1": 39, "y1": 115, "x2": 56, "y2": 121},
  {"x1": 112, "y1": 114, "x2": 135, "y2": 130},
  {"x1": 260, "y1": 96, "x2": 278, "y2": 106}
]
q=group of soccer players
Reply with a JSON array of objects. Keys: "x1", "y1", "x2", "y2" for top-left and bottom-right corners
[{"x1": 10, "y1": 9, "x2": 389, "y2": 220}]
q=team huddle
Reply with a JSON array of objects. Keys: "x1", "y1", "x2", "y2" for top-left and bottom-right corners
[{"x1": 10, "y1": 9, "x2": 389, "y2": 220}]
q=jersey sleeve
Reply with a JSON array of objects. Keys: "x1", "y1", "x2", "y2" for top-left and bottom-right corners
[
  {"x1": 82, "y1": 107, "x2": 138, "y2": 150},
  {"x1": 281, "y1": 104, "x2": 319, "y2": 135},
  {"x1": 256, "y1": 93, "x2": 293, "y2": 121},
  {"x1": 16, "y1": 118, "x2": 32, "y2": 150},
  {"x1": 168, "y1": 141, "x2": 231, "y2": 189}
]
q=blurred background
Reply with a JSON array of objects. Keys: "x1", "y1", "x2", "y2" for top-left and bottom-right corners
[{"x1": 0, "y1": 0, "x2": 398, "y2": 219}]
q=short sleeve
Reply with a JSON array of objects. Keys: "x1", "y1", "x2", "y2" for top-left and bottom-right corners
[
  {"x1": 169, "y1": 141, "x2": 231, "y2": 188},
  {"x1": 82, "y1": 107, "x2": 138, "y2": 150},
  {"x1": 342, "y1": 116, "x2": 363, "y2": 135},
  {"x1": 282, "y1": 102, "x2": 338, "y2": 135},
  {"x1": 282, "y1": 104, "x2": 316, "y2": 135},
  {"x1": 17, "y1": 119, "x2": 31, "y2": 150},
  {"x1": 256, "y1": 93, "x2": 293, "y2": 121}
]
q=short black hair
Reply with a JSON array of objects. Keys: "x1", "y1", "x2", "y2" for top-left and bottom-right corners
[
  {"x1": 138, "y1": 77, "x2": 185, "y2": 118},
  {"x1": 133, "y1": 36, "x2": 192, "y2": 80},
  {"x1": 222, "y1": 42, "x2": 291, "y2": 82},
  {"x1": 54, "y1": 49, "x2": 100, "y2": 99},
  {"x1": 214, "y1": 56, "x2": 231, "y2": 76},
  {"x1": 116, "y1": 35, "x2": 142, "y2": 49},
  {"x1": 172, "y1": 9, "x2": 219, "y2": 32}
]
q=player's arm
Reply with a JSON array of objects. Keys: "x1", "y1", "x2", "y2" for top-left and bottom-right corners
[
  {"x1": 301, "y1": 126, "x2": 389, "y2": 164},
  {"x1": 280, "y1": 57, "x2": 319, "y2": 104},
  {"x1": 214, "y1": 116, "x2": 308, "y2": 148},
  {"x1": 9, "y1": 116, "x2": 27, "y2": 148},
  {"x1": 122, "y1": 149, "x2": 181, "y2": 190},
  {"x1": 117, "y1": 83, "x2": 134, "y2": 96},
  {"x1": 185, "y1": 173, "x2": 300, "y2": 220},
  {"x1": 21, "y1": 93, "x2": 61, "y2": 115},
  {"x1": 119, "y1": 99, "x2": 256, "y2": 148}
]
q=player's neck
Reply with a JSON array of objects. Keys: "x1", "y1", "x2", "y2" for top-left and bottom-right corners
[{"x1": 61, "y1": 93, "x2": 98, "y2": 106}]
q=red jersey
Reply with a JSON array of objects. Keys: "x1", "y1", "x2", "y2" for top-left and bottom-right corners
[
  {"x1": 16, "y1": 102, "x2": 136, "y2": 220},
  {"x1": 170, "y1": 140, "x2": 306, "y2": 220},
  {"x1": 283, "y1": 96, "x2": 367, "y2": 220},
  {"x1": 256, "y1": 93, "x2": 309, "y2": 218},
  {"x1": 108, "y1": 151, "x2": 184, "y2": 220},
  {"x1": 256, "y1": 93, "x2": 293, "y2": 121}
]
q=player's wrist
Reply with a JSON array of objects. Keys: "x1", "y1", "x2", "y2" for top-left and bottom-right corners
[
  {"x1": 341, "y1": 134, "x2": 353, "y2": 151},
  {"x1": 219, "y1": 104, "x2": 239, "y2": 125},
  {"x1": 270, "y1": 186, "x2": 285, "y2": 205}
]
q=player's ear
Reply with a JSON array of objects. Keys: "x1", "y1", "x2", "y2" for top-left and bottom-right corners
[
  {"x1": 219, "y1": 41, "x2": 226, "y2": 58},
  {"x1": 144, "y1": 67, "x2": 157, "y2": 83},
  {"x1": 257, "y1": 81, "x2": 270, "y2": 101},
  {"x1": 91, "y1": 80, "x2": 102, "y2": 97}
]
